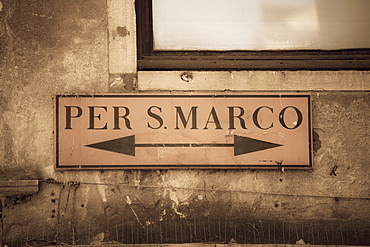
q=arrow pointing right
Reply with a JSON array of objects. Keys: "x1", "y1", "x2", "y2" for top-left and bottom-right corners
[
  {"x1": 85, "y1": 135, "x2": 282, "y2": 157},
  {"x1": 233, "y1": 135, "x2": 282, "y2": 156}
]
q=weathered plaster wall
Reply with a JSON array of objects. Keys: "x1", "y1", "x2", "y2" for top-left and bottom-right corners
[
  {"x1": 0, "y1": 0, "x2": 369, "y2": 246},
  {"x1": 0, "y1": 0, "x2": 108, "y2": 180}
]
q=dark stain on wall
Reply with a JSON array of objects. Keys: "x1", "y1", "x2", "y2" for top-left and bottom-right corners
[
  {"x1": 0, "y1": 0, "x2": 107, "y2": 77},
  {"x1": 313, "y1": 130, "x2": 321, "y2": 153},
  {"x1": 7, "y1": 0, "x2": 58, "y2": 48},
  {"x1": 5, "y1": 0, "x2": 106, "y2": 49},
  {"x1": 117, "y1": 26, "x2": 130, "y2": 37}
]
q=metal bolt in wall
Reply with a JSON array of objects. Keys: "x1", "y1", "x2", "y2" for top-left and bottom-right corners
[{"x1": 180, "y1": 71, "x2": 194, "y2": 82}]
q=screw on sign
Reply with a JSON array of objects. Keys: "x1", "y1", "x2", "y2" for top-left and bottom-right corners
[{"x1": 55, "y1": 94, "x2": 312, "y2": 169}]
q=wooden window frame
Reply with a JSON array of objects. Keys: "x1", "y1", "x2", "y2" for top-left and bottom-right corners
[{"x1": 136, "y1": 0, "x2": 370, "y2": 71}]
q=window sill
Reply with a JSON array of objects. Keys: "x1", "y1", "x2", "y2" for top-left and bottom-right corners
[{"x1": 137, "y1": 71, "x2": 370, "y2": 91}]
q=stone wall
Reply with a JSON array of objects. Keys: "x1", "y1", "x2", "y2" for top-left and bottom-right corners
[{"x1": 0, "y1": 0, "x2": 369, "y2": 245}]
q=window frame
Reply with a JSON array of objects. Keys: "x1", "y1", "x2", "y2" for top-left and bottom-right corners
[{"x1": 136, "y1": 0, "x2": 370, "y2": 71}]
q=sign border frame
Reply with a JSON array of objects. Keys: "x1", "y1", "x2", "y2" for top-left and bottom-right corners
[{"x1": 54, "y1": 93, "x2": 313, "y2": 170}]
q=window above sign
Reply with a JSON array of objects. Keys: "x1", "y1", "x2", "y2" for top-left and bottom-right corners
[
  {"x1": 153, "y1": 0, "x2": 370, "y2": 51},
  {"x1": 136, "y1": 0, "x2": 370, "y2": 70}
]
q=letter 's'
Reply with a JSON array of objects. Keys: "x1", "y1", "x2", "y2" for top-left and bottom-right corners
[{"x1": 147, "y1": 106, "x2": 163, "y2": 129}]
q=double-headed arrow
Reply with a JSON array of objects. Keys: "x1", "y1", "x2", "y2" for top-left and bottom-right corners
[{"x1": 85, "y1": 135, "x2": 282, "y2": 157}]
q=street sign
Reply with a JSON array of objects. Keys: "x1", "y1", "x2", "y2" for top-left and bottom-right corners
[{"x1": 55, "y1": 94, "x2": 312, "y2": 170}]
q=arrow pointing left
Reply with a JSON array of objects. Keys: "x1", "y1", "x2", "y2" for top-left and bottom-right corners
[
  {"x1": 86, "y1": 135, "x2": 136, "y2": 156},
  {"x1": 85, "y1": 135, "x2": 282, "y2": 157}
]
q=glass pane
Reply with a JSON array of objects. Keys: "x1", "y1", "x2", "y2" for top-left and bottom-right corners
[{"x1": 152, "y1": 0, "x2": 370, "y2": 50}]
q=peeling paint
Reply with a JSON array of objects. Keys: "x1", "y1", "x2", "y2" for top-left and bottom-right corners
[
  {"x1": 126, "y1": 196, "x2": 144, "y2": 227},
  {"x1": 109, "y1": 76, "x2": 124, "y2": 88},
  {"x1": 277, "y1": 131, "x2": 285, "y2": 139},
  {"x1": 169, "y1": 191, "x2": 186, "y2": 219},
  {"x1": 94, "y1": 174, "x2": 107, "y2": 203}
]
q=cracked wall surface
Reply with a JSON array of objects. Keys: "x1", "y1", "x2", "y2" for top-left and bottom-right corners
[{"x1": 0, "y1": 0, "x2": 369, "y2": 246}]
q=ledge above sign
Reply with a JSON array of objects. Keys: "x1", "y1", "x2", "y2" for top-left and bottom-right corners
[{"x1": 54, "y1": 94, "x2": 312, "y2": 170}]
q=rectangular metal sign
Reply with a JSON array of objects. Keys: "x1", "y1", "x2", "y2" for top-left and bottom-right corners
[{"x1": 55, "y1": 94, "x2": 312, "y2": 170}]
